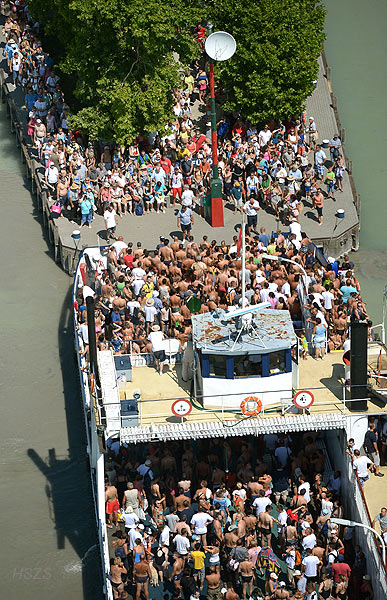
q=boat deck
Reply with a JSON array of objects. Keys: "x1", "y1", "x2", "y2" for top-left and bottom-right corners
[{"x1": 119, "y1": 351, "x2": 387, "y2": 427}]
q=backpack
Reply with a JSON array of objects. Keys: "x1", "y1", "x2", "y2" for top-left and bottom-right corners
[
  {"x1": 143, "y1": 467, "x2": 152, "y2": 489},
  {"x1": 363, "y1": 431, "x2": 375, "y2": 454},
  {"x1": 135, "y1": 202, "x2": 143, "y2": 216}
]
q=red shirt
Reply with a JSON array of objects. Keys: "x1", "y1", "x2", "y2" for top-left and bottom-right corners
[
  {"x1": 160, "y1": 158, "x2": 171, "y2": 174},
  {"x1": 332, "y1": 562, "x2": 351, "y2": 583},
  {"x1": 123, "y1": 254, "x2": 135, "y2": 268}
]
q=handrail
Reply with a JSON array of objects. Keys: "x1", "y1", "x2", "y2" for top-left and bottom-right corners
[{"x1": 349, "y1": 454, "x2": 387, "y2": 572}]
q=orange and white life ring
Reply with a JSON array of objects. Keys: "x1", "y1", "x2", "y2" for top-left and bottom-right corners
[
  {"x1": 240, "y1": 396, "x2": 262, "y2": 417},
  {"x1": 90, "y1": 374, "x2": 95, "y2": 394}
]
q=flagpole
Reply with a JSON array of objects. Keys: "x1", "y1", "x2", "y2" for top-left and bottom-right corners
[{"x1": 241, "y1": 211, "x2": 246, "y2": 306}]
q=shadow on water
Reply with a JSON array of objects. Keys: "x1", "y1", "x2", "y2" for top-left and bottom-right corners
[{"x1": 28, "y1": 285, "x2": 104, "y2": 599}]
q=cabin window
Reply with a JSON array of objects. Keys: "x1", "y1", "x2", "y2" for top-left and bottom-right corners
[
  {"x1": 233, "y1": 354, "x2": 262, "y2": 378},
  {"x1": 208, "y1": 354, "x2": 227, "y2": 378},
  {"x1": 268, "y1": 350, "x2": 287, "y2": 375}
]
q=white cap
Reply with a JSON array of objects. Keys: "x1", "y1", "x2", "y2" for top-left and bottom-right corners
[
  {"x1": 270, "y1": 573, "x2": 278, "y2": 579},
  {"x1": 138, "y1": 524, "x2": 145, "y2": 530},
  {"x1": 279, "y1": 581, "x2": 286, "y2": 587}
]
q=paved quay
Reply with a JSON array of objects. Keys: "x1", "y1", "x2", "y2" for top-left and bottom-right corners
[{"x1": 1, "y1": 45, "x2": 359, "y2": 267}]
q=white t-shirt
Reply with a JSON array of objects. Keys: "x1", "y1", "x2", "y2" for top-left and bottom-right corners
[
  {"x1": 159, "y1": 525, "x2": 170, "y2": 546},
  {"x1": 148, "y1": 330, "x2": 164, "y2": 352},
  {"x1": 298, "y1": 482, "x2": 311, "y2": 503},
  {"x1": 302, "y1": 555, "x2": 319, "y2": 577},
  {"x1": 321, "y1": 498, "x2": 333, "y2": 516},
  {"x1": 277, "y1": 510, "x2": 288, "y2": 534},
  {"x1": 132, "y1": 279, "x2": 144, "y2": 296},
  {"x1": 132, "y1": 267, "x2": 146, "y2": 279},
  {"x1": 182, "y1": 189, "x2": 194, "y2": 207},
  {"x1": 259, "y1": 129, "x2": 272, "y2": 147},
  {"x1": 129, "y1": 528, "x2": 143, "y2": 550},
  {"x1": 353, "y1": 456, "x2": 372, "y2": 478},
  {"x1": 322, "y1": 290, "x2": 335, "y2": 310},
  {"x1": 104, "y1": 209, "x2": 117, "y2": 229},
  {"x1": 190, "y1": 512, "x2": 213, "y2": 534},
  {"x1": 173, "y1": 534, "x2": 190, "y2": 555},
  {"x1": 302, "y1": 533, "x2": 316, "y2": 550},
  {"x1": 289, "y1": 221, "x2": 302, "y2": 242},
  {"x1": 79, "y1": 323, "x2": 89, "y2": 345},
  {"x1": 122, "y1": 512, "x2": 139, "y2": 528},
  {"x1": 144, "y1": 305, "x2": 157, "y2": 323},
  {"x1": 244, "y1": 200, "x2": 260, "y2": 216},
  {"x1": 252, "y1": 496, "x2": 271, "y2": 517},
  {"x1": 111, "y1": 240, "x2": 127, "y2": 256}
]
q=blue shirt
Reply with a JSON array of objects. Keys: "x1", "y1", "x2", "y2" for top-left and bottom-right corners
[
  {"x1": 340, "y1": 285, "x2": 357, "y2": 303},
  {"x1": 25, "y1": 92, "x2": 38, "y2": 111}
]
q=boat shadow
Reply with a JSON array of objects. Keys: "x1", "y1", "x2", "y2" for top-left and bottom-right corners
[{"x1": 27, "y1": 285, "x2": 104, "y2": 599}]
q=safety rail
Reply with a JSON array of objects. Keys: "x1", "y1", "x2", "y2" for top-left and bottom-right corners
[{"x1": 346, "y1": 454, "x2": 387, "y2": 599}]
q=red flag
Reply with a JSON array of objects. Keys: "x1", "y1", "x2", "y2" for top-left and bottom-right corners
[{"x1": 236, "y1": 225, "x2": 243, "y2": 256}]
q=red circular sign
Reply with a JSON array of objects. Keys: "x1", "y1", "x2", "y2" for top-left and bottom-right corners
[
  {"x1": 293, "y1": 390, "x2": 314, "y2": 409},
  {"x1": 171, "y1": 399, "x2": 192, "y2": 417}
]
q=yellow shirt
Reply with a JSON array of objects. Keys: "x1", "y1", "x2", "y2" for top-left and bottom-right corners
[
  {"x1": 190, "y1": 550, "x2": 205, "y2": 570},
  {"x1": 185, "y1": 75, "x2": 194, "y2": 92}
]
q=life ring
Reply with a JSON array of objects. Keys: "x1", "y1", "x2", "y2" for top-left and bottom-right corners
[
  {"x1": 90, "y1": 374, "x2": 95, "y2": 394},
  {"x1": 240, "y1": 396, "x2": 262, "y2": 417}
]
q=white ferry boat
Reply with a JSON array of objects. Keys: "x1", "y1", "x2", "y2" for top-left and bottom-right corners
[{"x1": 73, "y1": 246, "x2": 387, "y2": 600}]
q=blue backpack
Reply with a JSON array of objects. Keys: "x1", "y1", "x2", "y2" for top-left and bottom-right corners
[{"x1": 135, "y1": 203, "x2": 143, "y2": 216}]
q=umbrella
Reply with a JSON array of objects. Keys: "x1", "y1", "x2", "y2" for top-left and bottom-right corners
[{"x1": 258, "y1": 546, "x2": 281, "y2": 573}]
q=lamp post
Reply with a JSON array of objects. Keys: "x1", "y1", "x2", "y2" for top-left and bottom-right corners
[
  {"x1": 261, "y1": 253, "x2": 308, "y2": 283},
  {"x1": 205, "y1": 31, "x2": 236, "y2": 228},
  {"x1": 330, "y1": 517, "x2": 386, "y2": 565}
]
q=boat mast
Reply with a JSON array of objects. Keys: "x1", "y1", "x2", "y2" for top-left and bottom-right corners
[{"x1": 241, "y1": 211, "x2": 246, "y2": 306}]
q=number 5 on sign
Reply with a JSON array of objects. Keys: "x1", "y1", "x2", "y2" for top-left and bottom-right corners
[{"x1": 293, "y1": 390, "x2": 314, "y2": 410}]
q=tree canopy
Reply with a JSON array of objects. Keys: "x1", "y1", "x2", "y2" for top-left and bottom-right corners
[
  {"x1": 29, "y1": 0, "x2": 325, "y2": 142},
  {"x1": 209, "y1": 0, "x2": 326, "y2": 123},
  {"x1": 29, "y1": 0, "x2": 201, "y2": 143}
]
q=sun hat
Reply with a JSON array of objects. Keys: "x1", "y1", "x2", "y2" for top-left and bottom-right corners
[
  {"x1": 152, "y1": 324, "x2": 160, "y2": 332},
  {"x1": 146, "y1": 298, "x2": 154, "y2": 307},
  {"x1": 294, "y1": 570, "x2": 301, "y2": 576},
  {"x1": 270, "y1": 573, "x2": 278, "y2": 580},
  {"x1": 279, "y1": 582, "x2": 286, "y2": 587}
]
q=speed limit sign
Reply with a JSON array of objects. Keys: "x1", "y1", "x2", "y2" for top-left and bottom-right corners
[
  {"x1": 171, "y1": 399, "x2": 193, "y2": 417},
  {"x1": 293, "y1": 390, "x2": 314, "y2": 410}
]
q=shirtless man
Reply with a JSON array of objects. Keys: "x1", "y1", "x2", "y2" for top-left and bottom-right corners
[
  {"x1": 258, "y1": 505, "x2": 276, "y2": 548},
  {"x1": 274, "y1": 582, "x2": 290, "y2": 599},
  {"x1": 206, "y1": 566, "x2": 221, "y2": 600},
  {"x1": 105, "y1": 481, "x2": 119, "y2": 528},
  {"x1": 224, "y1": 527, "x2": 239, "y2": 553},
  {"x1": 247, "y1": 476, "x2": 263, "y2": 500},
  {"x1": 159, "y1": 241, "x2": 174, "y2": 265},
  {"x1": 212, "y1": 513, "x2": 224, "y2": 544},
  {"x1": 225, "y1": 582, "x2": 239, "y2": 600},
  {"x1": 133, "y1": 554, "x2": 151, "y2": 600},
  {"x1": 239, "y1": 559, "x2": 255, "y2": 600},
  {"x1": 169, "y1": 553, "x2": 185, "y2": 598},
  {"x1": 174, "y1": 490, "x2": 191, "y2": 516}
]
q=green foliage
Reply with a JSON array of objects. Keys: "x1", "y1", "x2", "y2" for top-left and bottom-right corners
[
  {"x1": 208, "y1": 0, "x2": 326, "y2": 122},
  {"x1": 29, "y1": 0, "x2": 201, "y2": 142}
]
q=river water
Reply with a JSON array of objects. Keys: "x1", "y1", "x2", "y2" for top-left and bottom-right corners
[
  {"x1": 324, "y1": 0, "x2": 387, "y2": 326},
  {"x1": 0, "y1": 103, "x2": 103, "y2": 597}
]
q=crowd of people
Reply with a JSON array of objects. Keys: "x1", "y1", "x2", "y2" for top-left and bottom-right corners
[
  {"x1": 3, "y1": 6, "x2": 346, "y2": 237},
  {"x1": 104, "y1": 428, "x2": 379, "y2": 600},
  {"x1": 75, "y1": 231, "x2": 370, "y2": 363}
]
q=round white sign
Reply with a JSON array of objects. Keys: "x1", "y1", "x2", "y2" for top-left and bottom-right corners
[
  {"x1": 293, "y1": 390, "x2": 314, "y2": 410},
  {"x1": 171, "y1": 399, "x2": 192, "y2": 417}
]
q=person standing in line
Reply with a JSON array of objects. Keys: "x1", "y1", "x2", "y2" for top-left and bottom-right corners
[
  {"x1": 363, "y1": 422, "x2": 384, "y2": 477},
  {"x1": 148, "y1": 324, "x2": 166, "y2": 376},
  {"x1": 312, "y1": 188, "x2": 324, "y2": 226},
  {"x1": 352, "y1": 449, "x2": 375, "y2": 486},
  {"x1": 177, "y1": 205, "x2": 194, "y2": 241},
  {"x1": 312, "y1": 318, "x2": 327, "y2": 360},
  {"x1": 104, "y1": 204, "x2": 118, "y2": 240}
]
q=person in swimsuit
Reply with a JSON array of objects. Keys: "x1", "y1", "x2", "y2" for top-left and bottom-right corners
[
  {"x1": 110, "y1": 557, "x2": 127, "y2": 599},
  {"x1": 133, "y1": 555, "x2": 151, "y2": 600},
  {"x1": 318, "y1": 573, "x2": 333, "y2": 599},
  {"x1": 169, "y1": 553, "x2": 185, "y2": 598},
  {"x1": 105, "y1": 481, "x2": 120, "y2": 528},
  {"x1": 239, "y1": 559, "x2": 255, "y2": 600}
]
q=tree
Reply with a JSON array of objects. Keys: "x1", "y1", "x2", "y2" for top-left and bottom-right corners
[
  {"x1": 29, "y1": 0, "x2": 202, "y2": 142},
  {"x1": 208, "y1": 0, "x2": 326, "y2": 123}
]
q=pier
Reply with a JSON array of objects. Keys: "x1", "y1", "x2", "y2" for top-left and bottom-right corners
[{"x1": 0, "y1": 47, "x2": 360, "y2": 274}]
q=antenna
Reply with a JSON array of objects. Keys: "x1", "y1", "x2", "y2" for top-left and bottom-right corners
[
  {"x1": 222, "y1": 302, "x2": 270, "y2": 321},
  {"x1": 205, "y1": 31, "x2": 237, "y2": 62}
]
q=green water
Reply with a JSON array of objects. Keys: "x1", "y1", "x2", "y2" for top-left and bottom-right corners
[{"x1": 324, "y1": 0, "x2": 387, "y2": 325}]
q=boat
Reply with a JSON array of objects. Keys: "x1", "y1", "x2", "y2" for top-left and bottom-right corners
[{"x1": 73, "y1": 243, "x2": 387, "y2": 599}]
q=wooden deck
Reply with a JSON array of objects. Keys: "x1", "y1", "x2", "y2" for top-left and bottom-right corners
[{"x1": 118, "y1": 351, "x2": 386, "y2": 427}]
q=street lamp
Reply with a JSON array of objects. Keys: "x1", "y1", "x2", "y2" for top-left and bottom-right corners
[
  {"x1": 330, "y1": 517, "x2": 386, "y2": 565},
  {"x1": 205, "y1": 31, "x2": 236, "y2": 228},
  {"x1": 261, "y1": 253, "x2": 308, "y2": 283}
]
